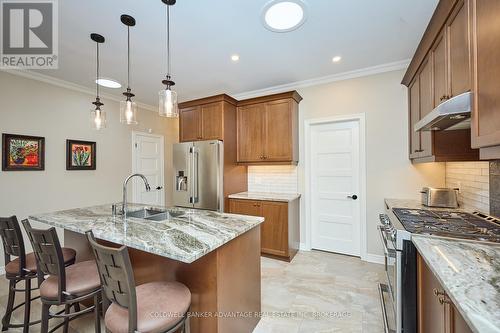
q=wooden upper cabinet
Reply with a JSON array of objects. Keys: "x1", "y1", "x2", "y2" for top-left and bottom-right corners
[
  {"x1": 433, "y1": 31, "x2": 448, "y2": 107},
  {"x1": 419, "y1": 57, "x2": 434, "y2": 158},
  {"x1": 179, "y1": 106, "x2": 202, "y2": 142},
  {"x1": 237, "y1": 104, "x2": 266, "y2": 162},
  {"x1": 200, "y1": 102, "x2": 223, "y2": 140},
  {"x1": 470, "y1": 0, "x2": 500, "y2": 150},
  {"x1": 264, "y1": 100, "x2": 294, "y2": 161},
  {"x1": 178, "y1": 94, "x2": 237, "y2": 143},
  {"x1": 237, "y1": 91, "x2": 301, "y2": 164},
  {"x1": 409, "y1": 77, "x2": 422, "y2": 158},
  {"x1": 448, "y1": 0, "x2": 470, "y2": 98}
]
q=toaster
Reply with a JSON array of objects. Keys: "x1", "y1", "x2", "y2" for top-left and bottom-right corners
[{"x1": 420, "y1": 187, "x2": 459, "y2": 208}]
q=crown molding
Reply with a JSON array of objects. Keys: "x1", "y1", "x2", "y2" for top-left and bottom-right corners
[
  {"x1": 0, "y1": 69, "x2": 157, "y2": 112},
  {"x1": 231, "y1": 59, "x2": 410, "y2": 100}
]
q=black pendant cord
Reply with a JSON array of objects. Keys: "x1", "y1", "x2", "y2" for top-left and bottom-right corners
[
  {"x1": 96, "y1": 41, "x2": 100, "y2": 100},
  {"x1": 127, "y1": 25, "x2": 131, "y2": 92},
  {"x1": 167, "y1": 4, "x2": 171, "y2": 78}
]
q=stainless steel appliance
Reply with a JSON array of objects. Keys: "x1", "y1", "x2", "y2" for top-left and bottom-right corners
[
  {"x1": 414, "y1": 91, "x2": 472, "y2": 131},
  {"x1": 378, "y1": 206, "x2": 500, "y2": 333},
  {"x1": 420, "y1": 187, "x2": 459, "y2": 208},
  {"x1": 172, "y1": 140, "x2": 224, "y2": 212}
]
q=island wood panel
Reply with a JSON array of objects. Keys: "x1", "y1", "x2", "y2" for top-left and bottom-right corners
[{"x1": 64, "y1": 227, "x2": 261, "y2": 333}]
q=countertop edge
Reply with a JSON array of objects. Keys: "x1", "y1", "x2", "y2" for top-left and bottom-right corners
[
  {"x1": 412, "y1": 235, "x2": 500, "y2": 333},
  {"x1": 228, "y1": 192, "x2": 301, "y2": 202}
]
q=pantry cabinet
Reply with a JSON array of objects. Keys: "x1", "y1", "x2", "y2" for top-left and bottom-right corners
[
  {"x1": 228, "y1": 198, "x2": 299, "y2": 262},
  {"x1": 236, "y1": 91, "x2": 301, "y2": 165},
  {"x1": 417, "y1": 253, "x2": 473, "y2": 333},
  {"x1": 178, "y1": 94, "x2": 237, "y2": 142}
]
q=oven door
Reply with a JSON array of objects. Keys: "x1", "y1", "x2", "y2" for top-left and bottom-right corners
[{"x1": 378, "y1": 222, "x2": 397, "y2": 333}]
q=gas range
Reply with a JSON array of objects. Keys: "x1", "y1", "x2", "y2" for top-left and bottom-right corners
[{"x1": 392, "y1": 208, "x2": 500, "y2": 243}]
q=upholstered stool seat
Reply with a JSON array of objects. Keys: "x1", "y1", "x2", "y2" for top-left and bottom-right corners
[
  {"x1": 40, "y1": 260, "x2": 100, "y2": 299},
  {"x1": 5, "y1": 248, "x2": 76, "y2": 276},
  {"x1": 105, "y1": 281, "x2": 191, "y2": 333}
]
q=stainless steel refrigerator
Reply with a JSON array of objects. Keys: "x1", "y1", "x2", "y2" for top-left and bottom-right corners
[{"x1": 172, "y1": 140, "x2": 224, "y2": 212}]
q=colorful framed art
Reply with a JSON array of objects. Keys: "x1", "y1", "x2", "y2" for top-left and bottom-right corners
[
  {"x1": 2, "y1": 133, "x2": 45, "y2": 171},
  {"x1": 66, "y1": 139, "x2": 96, "y2": 170}
]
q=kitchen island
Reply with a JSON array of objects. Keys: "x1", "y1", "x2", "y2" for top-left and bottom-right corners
[{"x1": 30, "y1": 204, "x2": 264, "y2": 333}]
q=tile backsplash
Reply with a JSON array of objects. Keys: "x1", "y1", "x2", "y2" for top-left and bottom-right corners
[
  {"x1": 490, "y1": 161, "x2": 500, "y2": 217},
  {"x1": 445, "y1": 162, "x2": 490, "y2": 213},
  {"x1": 248, "y1": 166, "x2": 298, "y2": 193}
]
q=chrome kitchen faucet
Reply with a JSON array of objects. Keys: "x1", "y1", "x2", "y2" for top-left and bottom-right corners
[{"x1": 122, "y1": 173, "x2": 151, "y2": 220}]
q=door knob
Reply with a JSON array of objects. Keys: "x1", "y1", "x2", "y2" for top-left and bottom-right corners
[
  {"x1": 347, "y1": 195, "x2": 358, "y2": 200},
  {"x1": 156, "y1": 186, "x2": 163, "y2": 190}
]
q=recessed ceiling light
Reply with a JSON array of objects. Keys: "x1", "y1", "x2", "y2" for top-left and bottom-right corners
[
  {"x1": 96, "y1": 78, "x2": 122, "y2": 89},
  {"x1": 231, "y1": 54, "x2": 240, "y2": 62},
  {"x1": 332, "y1": 56, "x2": 342, "y2": 63},
  {"x1": 262, "y1": 0, "x2": 307, "y2": 33}
]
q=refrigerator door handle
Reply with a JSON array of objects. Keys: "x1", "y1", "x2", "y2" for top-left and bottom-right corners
[
  {"x1": 189, "y1": 147, "x2": 194, "y2": 204},
  {"x1": 193, "y1": 147, "x2": 199, "y2": 204}
]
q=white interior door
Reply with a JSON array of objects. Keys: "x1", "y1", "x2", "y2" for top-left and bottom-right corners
[
  {"x1": 132, "y1": 132, "x2": 165, "y2": 206},
  {"x1": 310, "y1": 120, "x2": 361, "y2": 256}
]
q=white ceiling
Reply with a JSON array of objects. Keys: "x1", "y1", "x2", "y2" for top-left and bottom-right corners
[{"x1": 35, "y1": 0, "x2": 438, "y2": 105}]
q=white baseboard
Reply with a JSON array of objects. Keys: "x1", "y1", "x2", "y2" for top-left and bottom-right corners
[
  {"x1": 0, "y1": 266, "x2": 5, "y2": 276},
  {"x1": 362, "y1": 254, "x2": 385, "y2": 265}
]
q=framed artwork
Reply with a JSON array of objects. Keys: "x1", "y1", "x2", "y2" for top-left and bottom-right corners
[
  {"x1": 2, "y1": 133, "x2": 45, "y2": 171},
  {"x1": 66, "y1": 139, "x2": 96, "y2": 170}
]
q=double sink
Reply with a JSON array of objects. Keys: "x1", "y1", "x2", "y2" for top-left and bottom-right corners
[{"x1": 126, "y1": 207, "x2": 185, "y2": 221}]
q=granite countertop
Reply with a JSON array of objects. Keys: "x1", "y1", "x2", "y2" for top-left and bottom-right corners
[
  {"x1": 29, "y1": 204, "x2": 264, "y2": 264},
  {"x1": 228, "y1": 191, "x2": 301, "y2": 202},
  {"x1": 412, "y1": 235, "x2": 500, "y2": 333}
]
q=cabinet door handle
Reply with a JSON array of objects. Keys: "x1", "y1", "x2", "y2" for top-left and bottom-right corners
[
  {"x1": 438, "y1": 296, "x2": 451, "y2": 305},
  {"x1": 433, "y1": 288, "x2": 445, "y2": 297},
  {"x1": 414, "y1": 149, "x2": 424, "y2": 153}
]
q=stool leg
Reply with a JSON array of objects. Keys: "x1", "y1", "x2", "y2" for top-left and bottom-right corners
[
  {"x1": 40, "y1": 303, "x2": 50, "y2": 333},
  {"x1": 94, "y1": 293, "x2": 102, "y2": 333},
  {"x1": 63, "y1": 304, "x2": 70, "y2": 333},
  {"x1": 23, "y1": 278, "x2": 31, "y2": 333},
  {"x1": 73, "y1": 302, "x2": 81, "y2": 312},
  {"x1": 1, "y1": 280, "x2": 16, "y2": 331},
  {"x1": 184, "y1": 315, "x2": 191, "y2": 333}
]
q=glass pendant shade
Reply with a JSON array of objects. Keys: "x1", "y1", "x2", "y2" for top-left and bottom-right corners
[
  {"x1": 159, "y1": 88, "x2": 179, "y2": 118},
  {"x1": 91, "y1": 107, "x2": 106, "y2": 130},
  {"x1": 120, "y1": 99, "x2": 138, "y2": 124}
]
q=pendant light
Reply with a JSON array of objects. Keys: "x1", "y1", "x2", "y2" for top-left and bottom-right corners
[
  {"x1": 90, "y1": 33, "x2": 106, "y2": 130},
  {"x1": 158, "y1": 0, "x2": 179, "y2": 118},
  {"x1": 120, "y1": 14, "x2": 138, "y2": 125}
]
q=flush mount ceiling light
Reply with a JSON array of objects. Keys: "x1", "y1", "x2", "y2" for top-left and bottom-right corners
[
  {"x1": 262, "y1": 0, "x2": 307, "y2": 33},
  {"x1": 231, "y1": 54, "x2": 240, "y2": 62},
  {"x1": 332, "y1": 56, "x2": 342, "y2": 63},
  {"x1": 95, "y1": 78, "x2": 121, "y2": 89}
]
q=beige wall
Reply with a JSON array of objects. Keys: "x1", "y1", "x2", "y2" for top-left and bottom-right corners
[
  {"x1": 296, "y1": 69, "x2": 445, "y2": 258},
  {"x1": 0, "y1": 71, "x2": 178, "y2": 268}
]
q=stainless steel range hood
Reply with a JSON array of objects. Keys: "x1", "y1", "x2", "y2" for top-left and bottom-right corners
[{"x1": 414, "y1": 91, "x2": 472, "y2": 131}]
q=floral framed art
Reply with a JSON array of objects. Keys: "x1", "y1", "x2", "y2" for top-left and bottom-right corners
[
  {"x1": 2, "y1": 133, "x2": 45, "y2": 171},
  {"x1": 66, "y1": 139, "x2": 96, "y2": 170}
]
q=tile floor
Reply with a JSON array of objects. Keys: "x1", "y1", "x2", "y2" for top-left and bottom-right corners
[{"x1": 0, "y1": 251, "x2": 385, "y2": 332}]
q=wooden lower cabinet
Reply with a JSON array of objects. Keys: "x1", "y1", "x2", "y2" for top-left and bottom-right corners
[
  {"x1": 228, "y1": 198, "x2": 299, "y2": 261},
  {"x1": 418, "y1": 253, "x2": 472, "y2": 333}
]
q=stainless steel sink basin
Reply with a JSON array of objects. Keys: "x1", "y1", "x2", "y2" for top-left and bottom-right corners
[
  {"x1": 145, "y1": 211, "x2": 185, "y2": 221},
  {"x1": 125, "y1": 207, "x2": 184, "y2": 221},
  {"x1": 126, "y1": 207, "x2": 167, "y2": 219}
]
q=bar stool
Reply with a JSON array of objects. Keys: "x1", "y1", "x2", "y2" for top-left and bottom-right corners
[
  {"x1": 86, "y1": 230, "x2": 192, "y2": 333},
  {"x1": 0, "y1": 216, "x2": 76, "y2": 332},
  {"x1": 22, "y1": 219, "x2": 102, "y2": 333}
]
